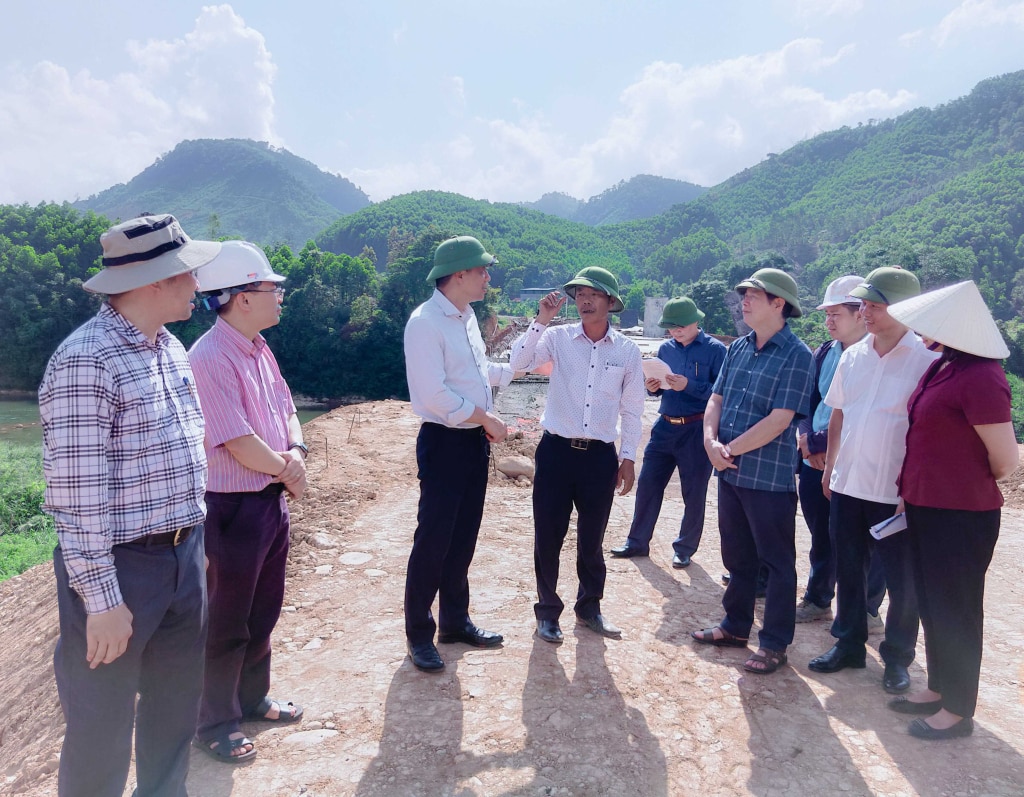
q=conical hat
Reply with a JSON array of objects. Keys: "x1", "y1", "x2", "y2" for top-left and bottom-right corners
[{"x1": 887, "y1": 281, "x2": 1009, "y2": 359}]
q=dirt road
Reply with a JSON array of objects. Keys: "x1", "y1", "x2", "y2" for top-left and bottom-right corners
[{"x1": 2, "y1": 396, "x2": 1023, "y2": 796}]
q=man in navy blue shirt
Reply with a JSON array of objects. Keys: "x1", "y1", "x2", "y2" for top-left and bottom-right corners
[
  {"x1": 690, "y1": 268, "x2": 814, "y2": 676},
  {"x1": 610, "y1": 297, "x2": 726, "y2": 568}
]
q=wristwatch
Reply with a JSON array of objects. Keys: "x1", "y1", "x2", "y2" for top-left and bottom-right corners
[{"x1": 289, "y1": 441, "x2": 309, "y2": 457}]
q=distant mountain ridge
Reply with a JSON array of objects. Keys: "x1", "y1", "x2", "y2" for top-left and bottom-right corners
[
  {"x1": 521, "y1": 175, "x2": 707, "y2": 225},
  {"x1": 73, "y1": 138, "x2": 371, "y2": 248}
]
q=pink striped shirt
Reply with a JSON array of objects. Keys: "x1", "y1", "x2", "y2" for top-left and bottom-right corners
[{"x1": 188, "y1": 317, "x2": 296, "y2": 493}]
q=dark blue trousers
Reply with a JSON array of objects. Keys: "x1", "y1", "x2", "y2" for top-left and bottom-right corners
[
  {"x1": 405, "y1": 423, "x2": 490, "y2": 646},
  {"x1": 198, "y1": 489, "x2": 290, "y2": 741},
  {"x1": 533, "y1": 432, "x2": 619, "y2": 621},
  {"x1": 907, "y1": 503, "x2": 999, "y2": 718},
  {"x1": 53, "y1": 529, "x2": 207, "y2": 797},
  {"x1": 625, "y1": 417, "x2": 712, "y2": 557},
  {"x1": 798, "y1": 464, "x2": 886, "y2": 612},
  {"x1": 717, "y1": 480, "x2": 798, "y2": 651},
  {"x1": 830, "y1": 491, "x2": 919, "y2": 666}
]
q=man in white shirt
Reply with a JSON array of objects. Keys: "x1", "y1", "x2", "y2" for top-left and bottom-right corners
[
  {"x1": 809, "y1": 267, "x2": 938, "y2": 694},
  {"x1": 403, "y1": 236, "x2": 512, "y2": 672},
  {"x1": 510, "y1": 267, "x2": 645, "y2": 643}
]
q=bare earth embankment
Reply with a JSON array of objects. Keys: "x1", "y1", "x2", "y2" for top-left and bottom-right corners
[{"x1": 2, "y1": 395, "x2": 1023, "y2": 796}]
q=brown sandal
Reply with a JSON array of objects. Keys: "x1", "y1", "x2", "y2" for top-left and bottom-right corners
[
  {"x1": 690, "y1": 626, "x2": 749, "y2": 648},
  {"x1": 743, "y1": 648, "x2": 787, "y2": 674}
]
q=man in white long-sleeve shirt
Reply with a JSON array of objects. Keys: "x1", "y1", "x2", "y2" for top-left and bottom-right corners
[
  {"x1": 403, "y1": 235, "x2": 512, "y2": 672},
  {"x1": 510, "y1": 267, "x2": 645, "y2": 643}
]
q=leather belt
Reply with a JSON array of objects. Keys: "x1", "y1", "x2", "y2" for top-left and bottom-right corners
[
  {"x1": 544, "y1": 431, "x2": 611, "y2": 451},
  {"x1": 135, "y1": 525, "x2": 196, "y2": 547},
  {"x1": 663, "y1": 413, "x2": 705, "y2": 425}
]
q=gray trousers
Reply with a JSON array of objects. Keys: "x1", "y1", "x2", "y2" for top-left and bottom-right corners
[{"x1": 53, "y1": 528, "x2": 207, "y2": 797}]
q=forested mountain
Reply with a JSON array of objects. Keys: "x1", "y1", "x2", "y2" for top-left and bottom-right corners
[
  {"x1": 4, "y1": 70, "x2": 1024, "y2": 429},
  {"x1": 520, "y1": 175, "x2": 707, "y2": 225},
  {"x1": 73, "y1": 139, "x2": 370, "y2": 248}
]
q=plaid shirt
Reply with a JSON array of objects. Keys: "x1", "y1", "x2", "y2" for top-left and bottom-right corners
[
  {"x1": 39, "y1": 304, "x2": 207, "y2": 614},
  {"x1": 712, "y1": 324, "x2": 813, "y2": 492}
]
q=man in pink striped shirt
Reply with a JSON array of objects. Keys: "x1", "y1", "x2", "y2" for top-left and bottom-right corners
[{"x1": 188, "y1": 241, "x2": 307, "y2": 763}]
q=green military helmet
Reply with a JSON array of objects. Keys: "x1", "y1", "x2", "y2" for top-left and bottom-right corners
[
  {"x1": 659, "y1": 297, "x2": 705, "y2": 328},
  {"x1": 849, "y1": 266, "x2": 921, "y2": 305},
  {"x1": 426, "y1": 236, "x2": 497, "y2": 284},
  {"x1": 735, "y1": 267, "x2": 803, "y2": 317},
  {"x1": 563, "y1": 266, "x2": 624, "y2": 313}
]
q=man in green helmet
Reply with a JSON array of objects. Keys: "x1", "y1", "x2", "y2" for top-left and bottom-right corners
[
  {"x1": 510, "y1": 266, "x2": 645, "y2": 643},
  {"x1": 403, "y1": 235, "x2": 513, "y2": 673},
  {"x1": 691, "y1": 268, "x2": 814, "y2": 676},
  {"x1": 610, "y1": 296, "x2": 727, "y2": 568}
]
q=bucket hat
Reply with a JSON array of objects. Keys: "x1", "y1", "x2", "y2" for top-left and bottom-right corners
[
  {"x1": 887, "y1": 281, "x2": 1009, "y2": 359},
  {"x1": 817, "y1": 275, "x2": 864, "y2": 309},
  {"x1": 659, "y1": 297, "x2": 704, "y2": 328},
  {"x1": 563, "y1": 266, "x2": 624, "y2": 313},
  {"x1": 426, "y1": 236, "x2": 496, "y2": 283},
  {"x1": 849, "y1": 266, "x2": 920, "y2": 305},
  {"x1": 735, "y1": 268, "x2": 803, "y2": 317},
  {"x1": 84, "y1": 214, "x2": 221, "y2": 295}
]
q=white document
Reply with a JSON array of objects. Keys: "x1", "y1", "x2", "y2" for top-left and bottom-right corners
[
  {"x1": 869, "y1": 512, "x2": 907, "y2": 540},
  {"x1": 641, "y1": 358, "x2": 672, "y2": 389}
]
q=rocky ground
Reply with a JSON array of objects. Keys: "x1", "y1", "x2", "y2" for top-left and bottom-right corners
[{"x1": 2, "y1": 389, "x2": 1023, "y2": 797}]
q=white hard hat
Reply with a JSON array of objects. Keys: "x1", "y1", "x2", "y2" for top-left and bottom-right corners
[
  {"x1": 817, "y1": 274, "x2": 864, "y2": 310},
  {"x1": 195, "y1": 240, "x2": 285, "y2": 293}
]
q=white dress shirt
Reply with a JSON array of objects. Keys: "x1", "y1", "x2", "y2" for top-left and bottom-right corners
[
  {"x1": 510, "y1": 321, "x2": 645, "y2": 461},
  {"x1": 825, "y1": 329, "x2": 938, "y2": 503},
  {"x1": 404, "y1": 290, "x2": 513, "y2": 427}
]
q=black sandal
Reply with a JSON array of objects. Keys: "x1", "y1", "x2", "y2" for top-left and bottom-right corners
[
  {"x1": 243, "y1": 696, "x2": 304, "y2": 723},
  {"x1": 743, "y1": 648, "x2": 787, "y2": 674},
  {"x1": 690, "y1": 626, "x2": 749, "y2": 648},
  {"x1": 192, "y1": 734, "x2": 257, "y2": 764}
]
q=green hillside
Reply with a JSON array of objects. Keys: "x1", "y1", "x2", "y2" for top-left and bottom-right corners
[
  {"x1": 73, "y1": 139, "x2": 370, "y2": 248},
  {"x1": 521, "y1": 175, "x2": 707, "y2": 226}
]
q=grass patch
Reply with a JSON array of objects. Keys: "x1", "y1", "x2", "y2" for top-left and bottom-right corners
[{"x1": 0, "y1": 440, "x2": 55, "y2": 581}]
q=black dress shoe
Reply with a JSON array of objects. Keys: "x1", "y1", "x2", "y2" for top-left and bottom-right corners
[
  {"x1": 408, "y1": 642, "x2": 445, "y2": 672},
  {"x1": 883, "y1": 663, "x2": 911, "y2": 694},
  {"x1": 908, "y1": 716, "x2": 974, "y2": 740},
  {"x1": 437, "y1": 623, "x2": 504, "y2": 648},
  {"x1": 610, "y1": 544, "x2": 648, "y2": 558},
  {"x1": 889, "y1": 696, "x2": 943, "y2": 715},
  {"x1": 536, "y1": 619, "x2": 563, "y2": 644},
  {"x1": 576, "y1": 613, "x2": 622, "y2": 639},
  {"x1": 671, "y1": 554, "x2": 690, "y2": 569},
  {"x1": 808, "y1": 645, "x2": 866, "y2": 673}
]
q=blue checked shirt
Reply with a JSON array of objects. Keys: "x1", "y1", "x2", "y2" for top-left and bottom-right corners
[
  {"x1": 39, "y1": 304, "x2": 207, "y2": 614},
  {"x1": 711, "y1": 324, "x2": 814, "y2": 492}
]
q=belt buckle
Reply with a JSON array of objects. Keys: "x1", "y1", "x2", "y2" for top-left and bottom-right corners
[
  {"x1": 667, "y1": 416, "x2": 683, "y2": 425},
  {"x1": 570, "y1": 438, "x2": 589, "y2": 450},
  {"x1": 172, "y1": 527, "x2": 186, "y2": 546}
]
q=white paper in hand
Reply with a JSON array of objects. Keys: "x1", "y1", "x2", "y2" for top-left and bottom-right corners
[
  {"x1": 869, "y1": 512, "x2": 907, "y2": 540},
  {"x1": 641, "y1": 358, "x2": 672, "y2": 389}
]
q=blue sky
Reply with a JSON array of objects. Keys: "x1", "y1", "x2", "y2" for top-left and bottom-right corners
[{"x1": 1, "y1": 1, "x2": 1022, "y2": 205}]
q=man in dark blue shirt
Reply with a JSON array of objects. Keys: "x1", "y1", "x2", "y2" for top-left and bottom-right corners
[
  {"x1": 691, "y1": 268, "x2": 814, "y2": 676},
  {"x1": 610, "y1": 297, "x2": 726, "y2": 568}
]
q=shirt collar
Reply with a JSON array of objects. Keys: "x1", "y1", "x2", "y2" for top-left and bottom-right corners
[
  {"x1": 570, "y1": 321, "x2": 613, "y2": 344},
  {"x1": 214, "y1": 315, "x2": 267, "y2": 358},
  {"x1": 744, "y1": 323, "x2": 793, "y2": 350},
  {"x1": 100, "y1": 302, "x2": 170, "y2": 350},
  {"x1": 430, "y1": 288, "x2": 469, "y2": 319}
]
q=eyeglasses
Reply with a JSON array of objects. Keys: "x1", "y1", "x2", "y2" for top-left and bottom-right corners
[{"x1": 238, "y1": 285, "x2": 286, "y2": 297}]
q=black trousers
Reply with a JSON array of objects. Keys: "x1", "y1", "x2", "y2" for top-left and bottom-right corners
[
  {"x1": 404, "y1": 423, "x2": 490, "y2": 646},
  {"x1": 532, "y1": 432, "x2": 619, "y2": 621},
  {"x1": 906, "y1": 503, "x2": 1000, "y2": 717}
]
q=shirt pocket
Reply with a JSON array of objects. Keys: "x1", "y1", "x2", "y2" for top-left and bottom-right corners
[{"x1": 599, "y1": 365, "x2": 625, "y2": 400}]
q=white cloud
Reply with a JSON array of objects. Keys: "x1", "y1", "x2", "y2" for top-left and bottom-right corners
[
  {"x1": 933, "y1": 0, "x2": 1024, "y2": 46},
  {"x1": 0, "y1": 4, "x2": 277, "y2": 204},
  {"x1": 782, "y1": 0, "x2": 865, "y2": 21},
  {"x1": 348, "y1": 38, "x2": 915, "y2": 202}
]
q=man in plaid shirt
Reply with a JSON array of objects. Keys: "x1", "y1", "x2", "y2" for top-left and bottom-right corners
[
  {"x1": 40, "y1": 214, "x2": 220, "y2": 797},
  {"x1": 690, "y1": 268, "x2": 814, "y2": 676}
]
